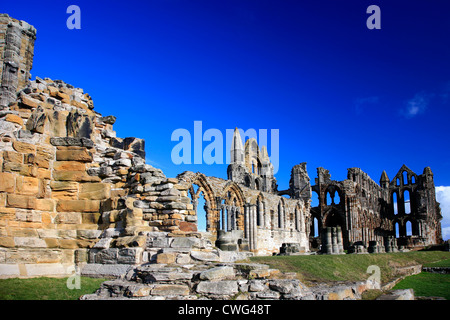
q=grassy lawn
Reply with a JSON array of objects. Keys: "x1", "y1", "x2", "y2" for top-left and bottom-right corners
[
  {"x1": 393, "y1": 272, "x2": 450, "y2": 300},
  {"x1": 0, "y1": 276, "x2": 106, "y2": 300},
  {"x1": 250, "y1": 251, "x2": 450, "y2": 285}
]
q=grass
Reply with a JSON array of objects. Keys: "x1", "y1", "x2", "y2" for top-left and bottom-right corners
[
  {"x1": 0, "y1": 276, "x2": 107, "y2": 300},
  {"x1": 250, "y1": 251, "x2": 450, "y2": 286},
  {"x1": 423, "y1": 258, "x2": 450, "y2": 268},
  {"x1": 393, "y1": 272, "x2": 450, "y2": 300}
]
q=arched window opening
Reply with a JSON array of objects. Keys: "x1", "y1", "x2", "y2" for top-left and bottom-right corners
[
  {"x1": 220, "y1": 199, "x2": 226, "y2": 231},
  {"x1": 277, "y1": 202, "x2": 283, "y2": 228},
  {"x1": 311, "y1": 190, "x2": 320, "y2": 207},
  {"x1": 197, "y1": 191, "x2": 207, "y2": 232},
  {"x1": 406, "y1": 221, "x2": 412, "y2": 236},
  {"x1": 252, "y1": 163, "x2": 255, "y2": 174},
  {"x1": 403, "y1": 171, "x2": 408, "y2": 185},
  {"x1": 255, "y1": 179, "x2": 260, "y2": 191},
  {"x1": 295, "y1": 208, "x2": 299, "y2": 231},
  {"x1": 395, "y1": 222, "x2": 400, "y2": 238},
  {"x1": 326, "y1": 191, "x2": 332, "y2": 206},
  {"x1": 334, "y1": 191, "x2": 340, "y2": 205},
  {"x1": 393, "y1": 192, "x2": 398, "y2": 215},
  {"x1": 256, "y1": 201, "x2": 261, "y2": 227},
  {"x1": 411, "y1": 175, "x2": 416, "y2": 184},
  {"x1": 396, "y1": 178, "x2": 400, "y2": 186},
  {"x1": 404, "y1": 190, "x2": 411, "y2": 214}
]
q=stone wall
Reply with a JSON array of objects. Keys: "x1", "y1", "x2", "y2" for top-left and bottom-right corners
[{"x1": 0, "y1": 75, "x2": 193, "y2": 277}]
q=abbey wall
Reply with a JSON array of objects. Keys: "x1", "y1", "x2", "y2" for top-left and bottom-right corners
[{"x1": 0, "y1": 14, "x2": 443, "y2": 280}]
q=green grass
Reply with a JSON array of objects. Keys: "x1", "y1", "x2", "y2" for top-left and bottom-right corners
[
  {"x1": 393, "y1": 272, "x2": 450, "y2": 300},
  {"x1": 423, "y1": 258, "x2": 450, "y2": 267},
  {"x1": 0, "y1": 277, "x2": 106, "y2": 300},
  {"x1": 250, "y1": 251, "x2": 450, "y2": 285}
]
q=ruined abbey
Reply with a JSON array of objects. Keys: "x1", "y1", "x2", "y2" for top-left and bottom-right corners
[{"x1": 0, "y1": 14, "x2": 443, "y2": 297}]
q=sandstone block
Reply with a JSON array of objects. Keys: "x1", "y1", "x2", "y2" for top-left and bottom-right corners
[
  {"x1": 55, "y1": 212, "x2": 82, "y2": 224},
  {"x1": 3, "y1": 150, "x2": 23, "y2": 164},
  {"x1": 179, "y1": 221, "x2": 197, "y2": 232},
  {"x1": 53, "y1": 170, "x2": 100, "y2": 182},
  {"x1": 16, "y1": 176, "x2": 39, "y2": 195},
  {"x1": 5, "y1": 114, "x2": 23, "y2": 126},
  {"x1": 0, "y1": 172, "x2": 15, "y2": 192},
  {"x1": 196, "y1": 281, "x2": 238, "y2": 295},
  {"x1": 56, "y1": 148, "x2": 93, "y2": 162},
  {"x1": 79, "y1": 183, "x2": 111, "y2": 200},
  {"x1": 14, "y1": 236, "x2": 47, "y2": 248},
  {"x1": 7, "y1": 194, "x2": 36, "y2": 209},
  {"x1": 56, "y1": 200, "x2": 100, "y2": 213},
  {"x1": 35, "y1": 199, "x2": 55, "y2": 211},
  {"x1": 53, "y1": 161, "x2": 86, "y2": 171},
  {"x1": 156, "y1": 252, "x2": 176, "y2": 264},
  {"x1": 151, "y1": 284, "x2": 190, "y2": 296},
  {"x1": 12, "y1": 140, "x2": 36, "y2": 154},
  {"x1": 20, "y1": 95, "x2": 40, "y2": 108},
  {"x1": 199, "y1": 266, "x2": 235, "y2": 281}
]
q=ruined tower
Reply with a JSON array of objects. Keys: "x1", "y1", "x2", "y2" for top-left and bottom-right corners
[
  {"x1": 227, "y1": 128, "x2": 277, "y2": 193},
  {"x1": 0, "y1": 14, "x2": 36, "y2": 108}
]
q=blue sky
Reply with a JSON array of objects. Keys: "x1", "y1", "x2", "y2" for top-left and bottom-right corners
[{"x1": 3, "y1": 0, "x2": 450, "y2": 238}]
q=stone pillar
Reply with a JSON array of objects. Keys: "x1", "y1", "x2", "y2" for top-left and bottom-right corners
[
  {"x1": 227, "y1": 206, "x2": 232, "y2": 231},
  {"x1": 251, "y1": 205, "x2": 257, "y2": 251},
  {"x1": 332, "y1": 227, "x2": 338, "y2": 254},
  {"x1": 325, "y1": 227, "x2": 332, "y2": 254},
  {"x1": 244, "y1": 205, "x2": 250, "y2": 243},
  {"x1": 221, "y1": 206, "x2": 226, "y2": 231},
  {"x1": 337, "y1": 226, "x2": 344, "y2": 253}
]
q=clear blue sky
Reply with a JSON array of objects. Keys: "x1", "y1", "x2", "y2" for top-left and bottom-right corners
[{"x1": 4, "y1": 0, "x2": 450, "y2": 191}]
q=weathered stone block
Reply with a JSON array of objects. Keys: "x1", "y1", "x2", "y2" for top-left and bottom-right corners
[
  {"x1": 35, "y1": 199, "x2": 55, "y2": 211},
  {"x1": 14, "y1": 237, "x2": 47, "y2": 248},
  {"x1": 156, "y1": 252, "x2": 176, "y2": 264},
  {"x1": 56, "y1": 148, "x2": 93, "y2": 162},
  {"x1": 190, "y1": 250, "x2": 220, "y2": 262},
  {"x1": 0, "y1": 172, "x2": 15, "y2": 192},
  {"x1": 53, "y1": 161, "x2": 86, "y2": 171},
  {"x1": 3, "y1": 150, "x2": 23, "y2": 164},
  {"x1": 196, "y1": 281, "x2": 238, "y2": 295},
  {"x1": 79, "y1": 183, "x2": 111, "y2": 200},
  {"x1": 199, "y1": 266, "x2": 235, "y2": 281},
  {"x1": 56, "y1": 199, "x2": 100, "y2": 213},
  {"x1": 5, "y1": 114, "x2": 23, "y2": 126},
  {"x1": 12, "y1": 140, "x2": 35, "y2": 153},
  {"x1": 16, "y1": 176, "x2": 40, "y2": 195},
  {"x1": 151, "y1": 284, "x2": 190, "y2": 296},
  {"x1": 55, "y1": 212, "x2": 82, "y2": 224},
  {"x1": 50, "y1": 137, "x2": 94, "y2": 148},
  {"x1": 7, "y1": 194, "x2": 36, "y2": 209}
]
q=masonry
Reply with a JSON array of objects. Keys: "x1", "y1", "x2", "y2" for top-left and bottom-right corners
[{"x1": 0, "y1": 14, "x2": 443, "y2": 283}]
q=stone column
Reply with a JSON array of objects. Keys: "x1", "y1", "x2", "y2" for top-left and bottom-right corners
[
  {"x1": 337, "y1": 226, "x2": 344, "y2": 253},
  {"x1": 251, "y1": 205, "x2": 257, "y2": 251},
  {"x1": 227, "y1": 206, "x2": 232, "y2": 231},
  {"x1": 326, "y1": 227, "x2": 332, "y2": 254},
  {"x1": 244, "y1": 205, "x2": 250, "y2": 243},
  {"x1": 221, "y1": 205, "x2": 226, "y2": 231},
  {"x1": 332, "y1": 227, "x2": 338, "y2": 254}
]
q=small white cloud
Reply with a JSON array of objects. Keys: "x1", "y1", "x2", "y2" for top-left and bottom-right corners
[
  {"x1": 402, "y1": 92, "x2": 433, "y2": 118},
  {"x1": 436, "y1": 186, "x2": 450, "y2": 240}
]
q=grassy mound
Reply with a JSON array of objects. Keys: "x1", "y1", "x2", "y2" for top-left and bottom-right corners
[
  {"x1": 0, "y1": 276, "x2": 106, "y2": 300},
  {"x1": 250, "y1": 251, "x2": 450, "y2": 285}
]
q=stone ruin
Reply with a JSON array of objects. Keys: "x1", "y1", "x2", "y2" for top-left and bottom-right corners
[{"x1": 0, "y1": 14, "x2": 443, "y2": 299}]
